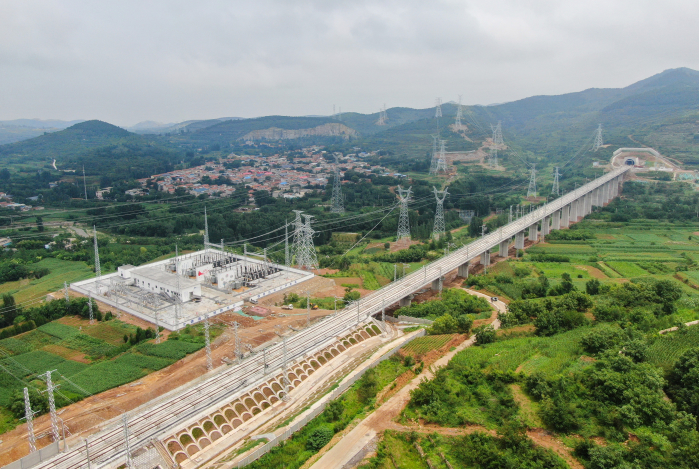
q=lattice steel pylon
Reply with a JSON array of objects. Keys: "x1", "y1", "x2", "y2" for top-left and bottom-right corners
[
  {"x1": 491, "y1": 121, "x2": 504, "y2": 145},
  {"x1": 489, "y1": 148, "x2": 498, "y2": 168},
  {"x1": 88, "y1": 293, "x2": 94, "y2": 325},
  {"x1": 291, "y1": 210, "x2": 304, "y2": 267},
  {"x1": 330, "y1": 156, "x2": 344, "y2": 214},
  {"x1": 552, "y1": 167, "x2": 560, "y2": 196},
  {"x1": 592, "y1": 124, "x2": 603, "y2": 151},
  {"x1": 23, "y1": 387, "x2": 36, "y2": 453},
  {"x1": 432, "y1": 187, "x2": 449, "y2": 240},
  {"x1": 527, "y1": 164, "x2": 537, "y2": 198},
  {"x1": 297, "y1": 215, "x2": 319, "y2": 270},
  {"x1": 396, "y1": 186, "x2": 412, "y2": 242},
  {"x1": 435, "y1": 140, "x2": 448, "y2": 173},
  {"x1": 435, "y1": 97, "x2": 442, "y2": 118},
  {"x1": 376, "y1": 104, "x2": 388, "y2": 125},
  {"x1": 455, "y1": 95, "x2": 463, "y2": 129},
  {"x1": 429, "y1": 135, "x2": 439, "y2": 175},
  {"x1": 39, "y1": 370, "x2": 60, "y2": 442},
  {"x1": 93, "y1": 226, "x2": 101, "y2": 279}
]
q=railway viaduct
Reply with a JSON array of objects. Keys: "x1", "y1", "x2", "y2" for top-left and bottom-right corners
[{"x1": 19, "y1": 165, "x2": 631, "y2": 469}]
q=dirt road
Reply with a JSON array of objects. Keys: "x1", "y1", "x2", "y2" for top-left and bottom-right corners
[{"x1": 311, "y1": 291, "x2": 506, "y2": 468}]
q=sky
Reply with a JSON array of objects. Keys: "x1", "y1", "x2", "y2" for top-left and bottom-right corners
[{"x1": 2, "y1": 0, "x2": 699, "y2": 127}]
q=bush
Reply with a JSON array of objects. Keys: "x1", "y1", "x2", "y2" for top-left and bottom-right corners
[
  {"x1": 581, "y1": 327, "x2": 623, "y2": 355},
  {"x1": 306, "y1": 425, "x2": 333, "y2": 451},
  {"x1": 357, "y1": 368, "x2": 378, "y2": 403},
  {"x1": 324, "y1": 398, "x2": 344, "y2": 422},
  {"x1": 474, "y1": 325, "x2": 496, "y2": 345}
]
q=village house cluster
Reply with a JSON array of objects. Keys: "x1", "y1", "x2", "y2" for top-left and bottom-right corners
[{"x1": 133, "y1": 146, "x2": 397, "y2": 203}]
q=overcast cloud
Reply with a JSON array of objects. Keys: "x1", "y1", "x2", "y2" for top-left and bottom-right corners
[{"x1": 1, "y1": 0, "x2": 698, "y2": 126}]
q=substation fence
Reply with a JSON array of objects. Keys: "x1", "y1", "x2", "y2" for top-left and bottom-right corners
[{"x1": 235, "y1": 329, "x2": 426, "y2": 468}]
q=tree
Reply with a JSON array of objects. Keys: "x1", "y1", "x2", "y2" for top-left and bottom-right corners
[
  {"x1": 428, "y1": 314, "x2": 459, "y2": 335},
  {"x1": 306, "y1": 425, "x2": 333, "y2": 451},
  {"x1": 586, "y1": 279, "x2": 601, "y2": 295},
  {"x1": 1, "y1": 294, "x2": 18, "y2": 327},
  {"x1": 36, "y1": 216, "x2": 44, "y2": 232},
  {"x1": 474, "y1": 325, "x2": 496, "y2": 345},
  {"x1": 667, "y1": 347, "x2": 699, "y2": 417},
  {"x1": 0, "y1": 168, "x2": 10, "y2": 180}
]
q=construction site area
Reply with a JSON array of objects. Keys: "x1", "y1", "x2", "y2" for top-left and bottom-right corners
[{"x1": 70, "y1": 247, "x2": 314, "y2": 331}]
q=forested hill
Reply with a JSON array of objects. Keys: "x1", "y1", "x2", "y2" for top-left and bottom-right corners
[{"x1": 0, "y1": 120, "x2": 183, "y2": 181}]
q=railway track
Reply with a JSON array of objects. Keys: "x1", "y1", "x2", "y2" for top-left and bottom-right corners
[{"x1": 30, "y1": 165, "x2": 630, "y2": 469}]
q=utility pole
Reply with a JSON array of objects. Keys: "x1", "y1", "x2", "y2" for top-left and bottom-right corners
[
  {"x1": 306, "y1": 291, "x2": 311, "y2": 328},
  {"x1": 39, "y1": 371, "x2": 60, "y2": 443},
  {"x1": 204, "y1": 315, "x2": 212, "y2": 372},
  {"x1": 64, "y1": 281, "x2": 69, "y2": 304},
  {"x1": 87, "y1": 293, "x2": 94, "y2": 325},
  {"x1": 23, "y1": 387, "x2": 36, "y2": 453},
  {"x1": 284, "y1": 220, "x2": 289, "y2": 267},
  {"x1": 122, "y1": 414, "x2": 135, "y2": 469},
  {"x1": 233, "y1": 321, "x2": 241, "y2": 360},
  {"x1": 394, "y1": 264, "x2": 397, "y2": 282},
  {"x1": 82, "y1": 166, "x2": 88, "y2": 201},
  {"x1": 282, "y1": 336, "x2": 289, "y2": 401},
  {"x1": 93, "y1": 226, "x2": 101, "y2": 279},
  {"x1": 331, "y1": 155, "x2": 345, "y2": 214},
  {"x1": 155, "y1": 312, "x2": 161, "y2": 344}
]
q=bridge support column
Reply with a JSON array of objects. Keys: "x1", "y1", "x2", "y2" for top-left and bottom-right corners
[
  {"x1": 498, "y1": 240, "x2": 509, "y2": 257},
  {"x1": 612, "y1": 177, "x2": 619, "y2": 197},
  {"x1": 569, "y1": 200, "x2": 578, "y2": 222},
  {"x1": 602, "y1": 182, "x2": 610, "y2": 205},
  {"x1": 584, "y1": 193, "x2": 591, "y2": 215},
  {"x1": 591, "y1": 187, "x2": 600, "y2": 207},
  {"x1": 515, "y1": 231, "x2": 525, "y2": 250},
  {"x1": 541, "y1": 216, "x2": 550, "y2": 236},
  {"x1": 552, "y1": 211, "x2": 561, "y2": 230},
  {"x1": 529, "y1": 223, "x2": 538, "y2": 242},
  {"x1": 481, "y1": 250, "x2": 491, "y2": 266},
  {"x1": 560, "y1": 206, "x2": 570, "y2": 228},
  {"x1": 399, "y1": 295, "x2": 412, "y2": 307},
  {"x1": 457, "y1": 261, "x2": 470, "y2": 278}
]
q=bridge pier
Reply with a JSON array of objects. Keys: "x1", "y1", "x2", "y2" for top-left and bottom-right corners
[
  {"x1": 560, "y1": 205, "x2": 570, "y2": 228},
  {"x1": 431, "y1": 278, "x2": 443, "y2": 292},
  {"x1": 457, "y1": 261, "x2": 470, "y2": 278},
  {"x1": 552, "y1": 211, "x2": 561, "y2": 230},
  {"x1": 515, "y1": 231, "x2": 525, "y2": 250},
  {"x1": 498, "y1": 240, "x2": 509, "y2": 257},
  {"x1": 529, "y1": 223, "x2": 538, "y2": 242},
  {"x1": 481, "y1": 250, "x2": 491, "y2": 266},
  {"x1": 541, "y1": 216, "x2": 550, "y2": 236},
  {"x1": 399, "y1": 295, "x2": 412, "y2": 307},
  {"x1": 569, "y1": 200, "x2": 578, "y2": 223}
]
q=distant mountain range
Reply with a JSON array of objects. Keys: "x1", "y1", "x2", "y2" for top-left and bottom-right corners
[
  {"x1": 0, "y1": 119, "x2": 85, "y2": 145},
  {"x1": 3, "y1": 67, "x2": 699, "y2": 172}
]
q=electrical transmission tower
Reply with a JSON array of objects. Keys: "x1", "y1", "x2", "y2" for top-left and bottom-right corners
[
  {"x1": 432, "y1": 187, "x2": 448, "y2": 240},
  {"x1": 291, "y1": 210, "x2": 304, "y2": 266},
  {"x1": 330, "y1": 156, "x2": 344, "y2": 214},
  {"x1": 551, "y1": 167, "x2": 560, "y2": 196},
  {"x1": 592, "y1": 124, "x2": 603, "y2": 151},
  {"x1": 39, "y1": 371, "x2": 60, "y2": 442},
  {"x1": 396, "y1": 186, "x2": 412, "y2": 242},
  {"x1": 491, "y1": 121, "x2": 504, "y2": 145},
  {"x1": 233, "y1": 321, "x2": 242, "y2": 359},
  {"x1": 435, "y1": 98, "x2": 442, "y2": 118},
  {"x1": 527, "y1": 164, "x2": 537, "y2": 198},
  {"x1": 376, "y1": 104, "x2": 388, "y2": 125},
  {"x1": 455, "y1": 95, "x2": 463, "y2": 129},
  {"x1": 88, "y1": 293, "x2": 94, "y2": 325},
  {"x1": 429, "y1": 135, "x2": 439, "y2": 175},
  {"x1": 23, "y1": 387, "x2": 36, "y2": 452},
  {"x1": 296, "y1": 215, "x2": 319, "y2": 270},
  {"x1": 435, "y1": 140, "x2": 447, "y2": 173},
  {"x1": 489, "y1": 148, "x2": 498, "y2": 168}
]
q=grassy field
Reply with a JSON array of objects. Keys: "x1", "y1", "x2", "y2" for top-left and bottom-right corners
[
  {"x1": 0, "y1": 258, "x2": 93, "y2": 303},
  {"x1": 0, "y1": 316, "x2": 204, "y2": 434}
]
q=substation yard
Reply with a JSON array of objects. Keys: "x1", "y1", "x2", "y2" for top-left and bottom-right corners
[{"x1": 0, "y1": 278, "x2": 344, "y2": 466}]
